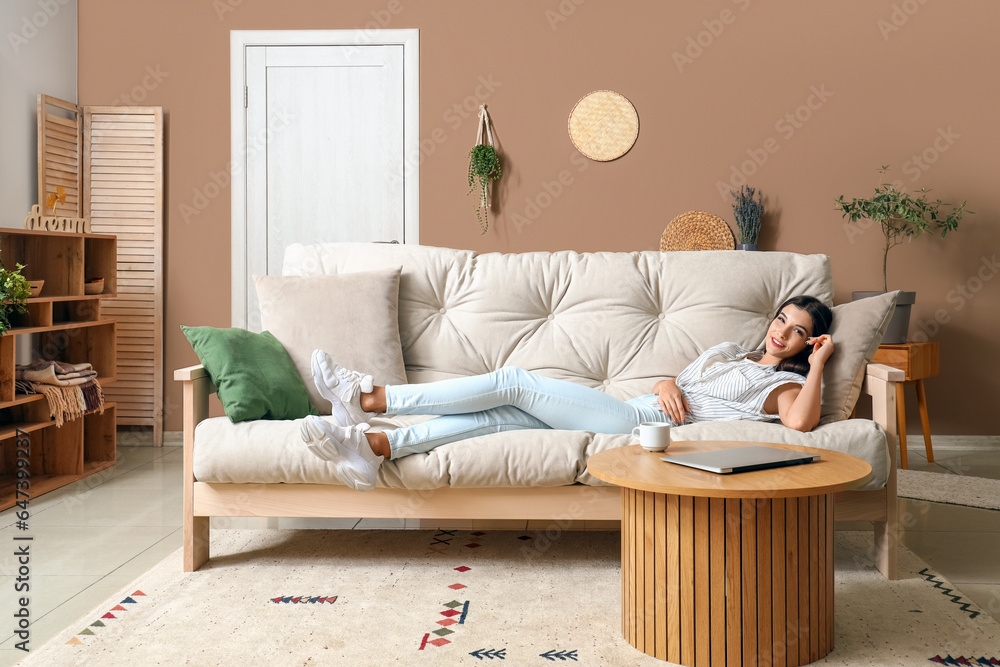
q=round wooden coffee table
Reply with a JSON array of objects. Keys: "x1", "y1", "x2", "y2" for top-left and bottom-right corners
[{"x1": 587, "y1": 441, "x2": 871, "y2": 667}]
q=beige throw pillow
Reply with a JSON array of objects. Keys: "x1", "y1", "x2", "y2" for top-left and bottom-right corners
[
  {"x1": 254, "y1": 270, "x2": 407, "y2": 415},
  {"x1": 819, "y1": 290, "x2": 899, "y2": 423}
]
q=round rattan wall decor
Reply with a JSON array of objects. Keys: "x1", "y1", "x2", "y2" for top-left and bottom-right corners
[
  {"x1": 660, "y1": 211, "x2": 736, "y2": 251},
  {"x1": 568, "y1": 90, "x2": 639, "y2": 161}
]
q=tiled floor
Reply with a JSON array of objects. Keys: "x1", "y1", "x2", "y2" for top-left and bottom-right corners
[{"x1": 0, "y1": 436, "x2": 997, "y2": 664}]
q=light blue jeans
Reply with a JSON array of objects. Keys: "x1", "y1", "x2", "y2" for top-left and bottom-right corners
[{"x1": 383, "y1": 366, "x2": 671, "y2": 459}]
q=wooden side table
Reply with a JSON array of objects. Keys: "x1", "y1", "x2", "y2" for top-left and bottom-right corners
[
  {"x1": 587, "y1": 442, "x2": 871, "y2": 666},
  {"x1": 870, "y1": 341, "x2": 939, "y2": 469}
]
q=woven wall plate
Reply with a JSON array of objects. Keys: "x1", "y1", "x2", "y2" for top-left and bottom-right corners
[
  {"x1": 568, "y1": 90, "x2": 639, "y2": 161},
  {"x1": 660, "y1": 211, "x2": 736, "y2": 251}
]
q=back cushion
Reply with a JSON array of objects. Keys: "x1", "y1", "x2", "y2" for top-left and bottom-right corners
[
  {"x1": 254, "y1": 270, "x2": 407, "y2": 414},
  {"x1": 818, "y1": 291, "x2": 898, "y2": 423}
]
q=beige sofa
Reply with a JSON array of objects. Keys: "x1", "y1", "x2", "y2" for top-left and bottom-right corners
[{"x1": 177, "y1": 244, "x2": 904, "y2": 576}]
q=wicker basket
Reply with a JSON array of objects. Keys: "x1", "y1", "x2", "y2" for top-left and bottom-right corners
[
  {"x1": 660, "y1": 211, "x2": 735, "y2": 251},
  {"x1": 84, "y1": 278, "x2": 104, "y2": 295}
]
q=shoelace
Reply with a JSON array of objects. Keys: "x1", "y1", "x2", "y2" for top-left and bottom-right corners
[{"x1": 334, "y1": 367, "x2": 368, "y2": 398}]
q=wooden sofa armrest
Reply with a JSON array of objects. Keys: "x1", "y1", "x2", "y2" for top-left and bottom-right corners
[
  {"x1": 174, "y1": 364, "x2": 213, "y2": 383},
  {"x1": 861, "y1": 362, "x2": 904, "y2": 579},
  {"x1": 863, "y1": 362, "x2": 904, "y2": 440},
  {"x1": 174, "y1": 363, "x2": 214, "y2": 571}
]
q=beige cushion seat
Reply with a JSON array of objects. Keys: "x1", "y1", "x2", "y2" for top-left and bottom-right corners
[{"x1": 193, "y1": 413, "x2": 888, "y2": 490}]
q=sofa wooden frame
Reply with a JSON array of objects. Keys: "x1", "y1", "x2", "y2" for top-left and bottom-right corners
[{"x1": 176, "y1": 362, "x2": 905, "y2": 578}]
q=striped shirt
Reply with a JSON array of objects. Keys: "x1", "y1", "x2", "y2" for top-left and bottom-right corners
[{"x1": 667, "y1": 342, "x2": 806, "y2": 424}]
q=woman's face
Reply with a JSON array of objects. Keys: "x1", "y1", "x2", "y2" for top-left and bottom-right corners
[{"x1": 765, "y1": 305, "x2": 814, "y2": 359}]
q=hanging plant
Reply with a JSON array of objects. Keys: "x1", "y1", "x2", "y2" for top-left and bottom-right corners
[{"x1": 467, "y1": 105, "x2": 502, "y2": 234}]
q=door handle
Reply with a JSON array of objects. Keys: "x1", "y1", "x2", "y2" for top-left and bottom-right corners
[{"x1": 374, "y1": 240, "x2": 399, "y2": 244}]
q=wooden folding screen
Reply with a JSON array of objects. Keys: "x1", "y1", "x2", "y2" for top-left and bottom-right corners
[
  {"x1": 36, "y1": 95, "x2": 165, "y2": 445},
  {"x1": 37, "y1": 95, "x2": 82, "y2": 216},
  {"x1": 83, "y1": 107, "x2": 164, "y2": 445}
]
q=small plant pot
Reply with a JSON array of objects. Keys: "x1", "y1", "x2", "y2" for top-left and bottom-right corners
[
  {"x1": 735, "y1": 243, "x2": 758, "y2": 251},
  {"x1": 853, "y1": 290, "x2": 916, "y2": 344},
  {"x1": 28, "y1": 280, "x2": 44, "y2": 298}
]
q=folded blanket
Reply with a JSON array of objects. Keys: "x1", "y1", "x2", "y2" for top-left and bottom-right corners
[
  {"x1": 15, "y1": 360, "x2": 105, "y2": 426},
  {"x1": 17, "y1": 359, "x2": 97, "y2": 387}
]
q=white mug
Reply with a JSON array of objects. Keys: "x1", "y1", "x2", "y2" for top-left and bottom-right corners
[{"x1": 631, "y1": 422, "x2": 671, "y2": 452}]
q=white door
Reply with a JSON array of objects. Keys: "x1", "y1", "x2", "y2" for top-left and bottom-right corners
[{"x1": 232, "y1": 30, "x2": 419, "y2": 330}]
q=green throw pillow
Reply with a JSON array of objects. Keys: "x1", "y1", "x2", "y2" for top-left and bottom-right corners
[{"x1": 180, "y1": 325, "x2": 317, "y2": 422}]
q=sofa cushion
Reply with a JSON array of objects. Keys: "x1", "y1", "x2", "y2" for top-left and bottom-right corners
[
  {"x1": 820, "y1": 291, "x2": 899, "y2": 423},
  {"x1": 192, "y1": 416, "x2": 888, "y2": 491},
  {"x1": 180, "y1": 326, "x2": 316, "y2": 422},
  {"x1": 254, "y1": 270, "x2": 407, "y2": 414}
]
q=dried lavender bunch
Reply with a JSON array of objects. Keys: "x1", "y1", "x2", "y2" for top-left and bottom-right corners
[{"x1": 731, "y1": 185, "x2": 763, "y2": 245}]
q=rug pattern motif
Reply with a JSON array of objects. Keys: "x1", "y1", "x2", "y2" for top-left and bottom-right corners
[
  {"x1": 920, "y1": 568, "x2": 981, "y2": 619},
  {"x1": 64, "y1": 591, "x2": 146, "y2": 646},
  {"x1": 929, "y1": 657, "x2": 1000, "y2": 665}
]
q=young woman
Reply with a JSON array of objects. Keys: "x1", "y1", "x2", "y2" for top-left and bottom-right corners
[{"x1": 300, "y1": 295, "x2": 835, "y2": 491}]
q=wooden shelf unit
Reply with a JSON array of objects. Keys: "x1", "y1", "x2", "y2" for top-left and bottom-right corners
[{"x1": 0, "y1": 228, "x2": 118, "y2": 511}]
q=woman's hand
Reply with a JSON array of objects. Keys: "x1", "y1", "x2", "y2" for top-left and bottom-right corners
[
  {"x1": 805, "y1": 334, "x2": 834, "y2": 368},
  {"x1": 655, "y1": 379, "x2": 690, "y2": 425}
]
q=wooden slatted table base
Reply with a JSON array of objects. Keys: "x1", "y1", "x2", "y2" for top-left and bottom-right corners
[{"x1": 622, "y1": 489, "x2": 834, "y2": 666}]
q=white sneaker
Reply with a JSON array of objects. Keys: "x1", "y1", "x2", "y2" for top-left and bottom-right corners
[
  {"x1": 300, "y1": 415, "x2": 382, "y2": 492},
  {"x1": 311, "y1": 349, "x2": 376, "y2": 427}
]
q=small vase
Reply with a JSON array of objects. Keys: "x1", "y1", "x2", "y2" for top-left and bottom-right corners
[{"x1": 736, "y1": 243, "x2": 758, "y2": 251}]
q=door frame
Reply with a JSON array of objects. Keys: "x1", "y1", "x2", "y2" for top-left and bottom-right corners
[{"x1": 229, "y1": 29, "x2": 419, "y2": 328}]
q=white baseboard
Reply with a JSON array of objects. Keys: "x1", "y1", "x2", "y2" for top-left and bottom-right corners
[
  {"x1": 912, "y1": 435, "x2": 1000, "y2": 451},
  {"x1": 115, "y1": 428, "x2": 183, "y2": 447}
]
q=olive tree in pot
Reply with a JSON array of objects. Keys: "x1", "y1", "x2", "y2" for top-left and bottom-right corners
[{"x1": 836, "y1": 166, "x2": 970, "y2": 343}]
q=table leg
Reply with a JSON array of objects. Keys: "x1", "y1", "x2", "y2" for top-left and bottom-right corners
[
  {"x1": 915, "y1": 379, "x2": 934, "y2": 463},
  {"x1": 896, "y1": 382, "x2": 908, "y2": 469}
]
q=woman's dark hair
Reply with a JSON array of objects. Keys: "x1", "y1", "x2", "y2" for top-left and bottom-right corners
[{"x1": 747, "y1": 295, "x2": 833, "y2": 377}]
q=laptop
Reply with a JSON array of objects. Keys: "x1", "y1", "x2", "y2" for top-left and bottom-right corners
[{"x1": 660, "y1": 445, "x2": 820, "y2": 474}]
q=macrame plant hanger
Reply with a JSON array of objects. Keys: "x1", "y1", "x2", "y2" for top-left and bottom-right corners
[
  {"x1": 468, "y1": 104, "x2": 502, "y2": 234},
  {"x1": 474, "y1": 105, "x2": 496, "y2": 210}
]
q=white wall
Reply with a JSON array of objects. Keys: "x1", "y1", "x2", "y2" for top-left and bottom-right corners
[{"x1": 0, "y1": 0, "x2": 77, "y2": 226}]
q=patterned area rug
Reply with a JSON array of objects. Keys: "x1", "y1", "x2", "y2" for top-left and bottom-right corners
[
  {"x1": 898, "y1": 469, "x2": 1000, "y2": 510},
  {"x1": 18, "y1": 529, "x2": 1000, "y2": 666}
]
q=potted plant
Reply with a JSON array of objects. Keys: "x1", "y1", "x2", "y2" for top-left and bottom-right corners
[
  {"x1": 731, "y1": 185, "x2": 763, "y2": 250},
  {"x1": 835, "y1": 166, "x2": 970, "y2": 343},
  {"x1": 468, "y1": 144, "x2": 502, "y2": 234},
  {"x1": 0, "y1": 256, "x2": 32, "y2": 335},
  {"x1": 467, "y1": 105, "x2": 502, "y2": 235}
]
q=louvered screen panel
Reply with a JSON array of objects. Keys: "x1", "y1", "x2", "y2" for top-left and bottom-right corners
[
  {"x1": 83, "y1": 107, "x2": 164, "y2": 445},
  {"x1": 37, "y1": 95, "x2": 82, "y2": 216}
]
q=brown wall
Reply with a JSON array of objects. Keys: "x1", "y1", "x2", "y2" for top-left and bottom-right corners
[{"x1": 78, "y1": 0, "x2": 1000, "y2": 434}]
